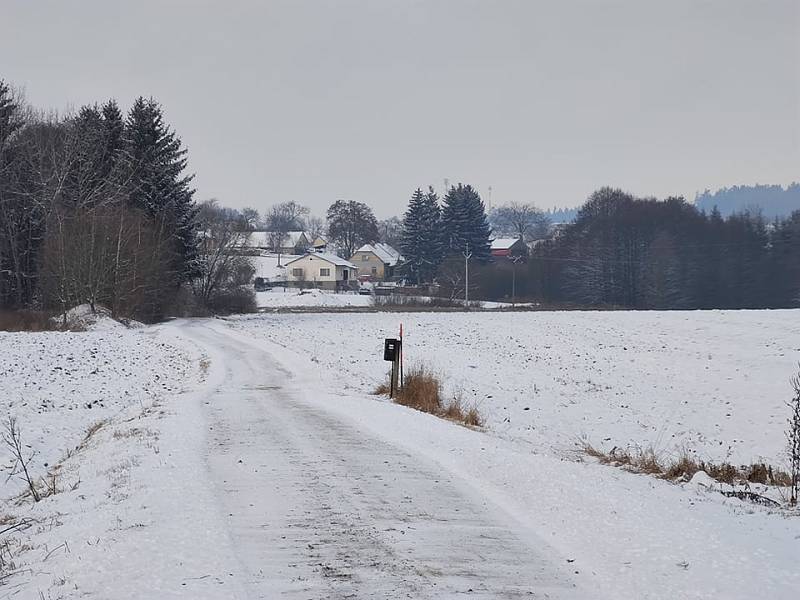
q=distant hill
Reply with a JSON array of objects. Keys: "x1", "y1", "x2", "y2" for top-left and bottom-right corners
[{"x1": 695, "y1": 183, "x2": 800, "y2": 220}]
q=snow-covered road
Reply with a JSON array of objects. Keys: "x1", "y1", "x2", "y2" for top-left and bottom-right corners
[{"x1": 181, "y1": 320, "x2": 584, "y2": 599}]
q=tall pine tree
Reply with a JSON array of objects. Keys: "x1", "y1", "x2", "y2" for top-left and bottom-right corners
[
  {"x1": 125, "y1": 97, "x2": 199, "y2": 284},
  {"x1": 440, "y1": 183, "x2": 492, "y2": 262},
  {"x1": 401, "y1": 186, "x2": 443, "y2": 284}
]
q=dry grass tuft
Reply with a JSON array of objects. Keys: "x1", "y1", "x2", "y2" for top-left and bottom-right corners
[
  {"x1": 394, "y1": 367, "x2": 443, "y2": 414},
  {"x1": 374, "y1": 365, "x2": 482, "y2": 428},
  {"x1": 463, "y1": 406, "x2": 483, "y2": 427},
  {"x1": 373, "y1": 382, "x2": 391, "y2": 396},
  {"x1": 582, "y1": 441, "x2": 793, "y2": 489}
]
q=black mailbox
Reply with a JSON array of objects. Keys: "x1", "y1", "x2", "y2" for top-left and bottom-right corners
[{"x1": 384, "y1": 338, "x2": 401, "y2": 362}]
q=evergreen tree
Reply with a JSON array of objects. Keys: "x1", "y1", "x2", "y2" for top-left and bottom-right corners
[
  {"x1": 124, "y1": 97, "x2": 199, "y2": 284},
  {"x1": 440, "y1": 183, "x2": 492, "y2": 262},
  {"x1": 400, "y1": 186, "x2": 443, "y2": 284},
  {"x1": 100, "y1": 100, "x2": 125, "y2": 180}
]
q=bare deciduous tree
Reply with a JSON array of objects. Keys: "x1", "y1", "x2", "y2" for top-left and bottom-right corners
[
  {"x1": 788, "y1": 368, "x2": 800, "y2": 506},
  {"x1": 326, "y1": 199, "x2": 378, "y2": 258},
  {"x1": 3, "y1": 416, "x2": 40, "y2": 502},
  {"x1": 304, "y1": 215, "x2": 326, "y2": 242},
  {"x1": 192, "y1": 199, "x2": 255, "y2": 313},
  {"x1": 489, "y1": 201, "x2": 550, "y2": 242},
  {"x1": 264, "y1": 201, "x2": 309, "y2": 252}
]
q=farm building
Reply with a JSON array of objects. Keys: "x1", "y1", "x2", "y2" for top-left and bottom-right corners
[{"x1": 490, "y1": 238, "x2": 528, "y2": 259}]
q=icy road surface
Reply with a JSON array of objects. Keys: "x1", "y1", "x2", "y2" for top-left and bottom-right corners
[{"x1": 181, "y1": 320, "x2": 584, "y2": 599}]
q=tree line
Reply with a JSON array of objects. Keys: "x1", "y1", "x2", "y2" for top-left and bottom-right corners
[
  {"x1": 3, "y1": 78, "x2": 795, "y2": 316},
  {"x1": 528, "y1": 188, "x2": 800, "y2": 309},
  {"x1": 695, "y1": 183, "x2": 800, "y2": 220},
  {"x1": 0, "y1": 81, "x2": 200, "y2": 321}
]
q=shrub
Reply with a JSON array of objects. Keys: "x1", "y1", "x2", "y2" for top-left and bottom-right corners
[
  {"x1": 787, "y1": 368, "x2": 800, "y2": 505},
  {"x1": 207, "y1": 285, "x2": 258, "y2": 315}
]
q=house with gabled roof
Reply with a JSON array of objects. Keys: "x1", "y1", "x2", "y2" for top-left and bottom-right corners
[
  {"x1": 238, "y1": 231, "x2": 310, "y2": 255},
  {"x1": 490, "y1": 237, "x2": 528, "y2": 259},
  {"x1": 284, "y1": 252, "x2": 358, "y2": 291},
  {"x1": 351, "y1": 243, "x2": 403, "y2": 280}
]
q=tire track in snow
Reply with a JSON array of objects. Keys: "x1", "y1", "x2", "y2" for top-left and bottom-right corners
[{"x1": 183, "y1": 321, "x2": 583, "y2": 599}]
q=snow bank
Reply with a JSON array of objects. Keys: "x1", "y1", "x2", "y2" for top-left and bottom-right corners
[{"x1": 54, "y1": 303, "x2": 145, "y2": 331}]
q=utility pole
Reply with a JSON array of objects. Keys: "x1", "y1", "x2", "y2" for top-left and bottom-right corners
[
  {"x1": 510, "y1": 254, "x2": 523, "y2": 307},
  {"x1": 463, "y1": 242, "x2": 472, "y2": 307}
]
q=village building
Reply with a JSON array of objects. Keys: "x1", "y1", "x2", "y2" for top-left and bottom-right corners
[
  {"x1": 311, "y1": 236, "x2": 329, "y2": 252},
  {"x1": 284, "y1": 252, "x2": 358, "y2": 291},
  {"x1": 490, "y1": 237, "x2": 528, "y2": 259},
  {"x1": 351, "y1": 243, "x2": 403, "y2": 280},
  {"x1": 239, "y1": 231, "x2": 311, "y2": 255}
]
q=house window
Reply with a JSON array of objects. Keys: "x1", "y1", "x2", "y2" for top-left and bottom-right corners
[
  {"x1": 291, "y1": 268, "x2": 304, "y2": 277},
  {"x1": 362, "y1": 254, "x2": 369, "y2": 261},
  {"x1": 319, "y1": 268, "x2": 330, "y2": 277},
  {"x1": 371, "y1": 266, "x2": 377, "y2": 275}
]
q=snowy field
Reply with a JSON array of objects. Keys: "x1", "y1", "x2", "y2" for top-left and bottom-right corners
[
  {"x1": 228, "y1": 309, "x2": 800, "y2": 466},
  {"x1": 0, "y1": 319, "x2": 211, "y2": 598},
  {"x1": 2, "y1": 310, "x2": 799, "y2": 599},
  {"x1": 0, "y1": 321, "x2": 195, "y2": 492},
  {"x1": 255, "y1": 287, "x2": 530, "y2": 309},
  {"x1": 256, "y1": 287, "x2": 373, "y2": 308}
]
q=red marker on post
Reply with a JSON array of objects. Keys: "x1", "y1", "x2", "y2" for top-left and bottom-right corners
[{"x1": 399, "y1": 323, "x2": 404, "y2": 389}]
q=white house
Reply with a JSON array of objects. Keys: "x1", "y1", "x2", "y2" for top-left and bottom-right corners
[{"x1": 284, "y1": 252, "x2": 358, "y2": 291}]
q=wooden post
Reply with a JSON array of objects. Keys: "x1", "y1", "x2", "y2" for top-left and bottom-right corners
[
  {"x1": 390, "y1": 358, "x2": 398, "y2": 398},
  {"x1": 399, "y1": 323, "x2": 404, "y2": 390}
]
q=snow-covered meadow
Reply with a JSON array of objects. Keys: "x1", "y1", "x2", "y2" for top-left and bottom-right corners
[
  {"x1": 2, "y1": 308, "x2": 799, "y2": 599},
  {"x1": 0, "y1": 318, "x2": 217, "y2": 598},
  {"x1": 228, "y1": 309, "x2": 800, "y2": 467},
  {"x1": 256, "y1": 287, "x2": 373, "y2": 308},
  {"x1": 0, "y1": 321, "x2": 195, "y2": 492}
]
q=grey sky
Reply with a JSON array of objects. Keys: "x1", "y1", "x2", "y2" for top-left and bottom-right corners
[{"x1": 3, "y1": 0, "x2": 798, "y2": 218}]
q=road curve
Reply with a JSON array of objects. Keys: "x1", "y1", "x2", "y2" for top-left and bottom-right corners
[{"x1": 179, "y1": 320, "x2": 584, "y2": 600}]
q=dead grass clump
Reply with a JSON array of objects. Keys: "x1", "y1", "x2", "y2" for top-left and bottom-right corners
[
  {"x1": 582, "y1": 441, "x2": 793, "y2": 490},
  {"x1": 701, "y1": 461, "x2": 738, "y2": 485},
  {"x1": 463, "y1": 406, "x2": 483, "y2": 427},
  {"x1": 374, "y1": 366, "x2": 482, "y2": 428},
  {"x1": 664, "y1": 452, "x2": 700, "y2": 480},
  {"x1": 395, "y1": 367, "x2": 443, "y2": 414},
  {"x1": 581, "y1": 443, "x2": 659, "y2": 472},
  {"x1": 373, "y1": 382, "x2": 391, "y2": 395}
]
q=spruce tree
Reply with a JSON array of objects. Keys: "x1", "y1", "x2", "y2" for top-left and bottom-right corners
[
  {"x1": 400, "y1": 186, "x2": 443, "y2": 284},
  {"x1": 124, "y1": 97, "x2": 199, "y2": 283},
  {"x1": 100, "y1": 100, "x2": 124, "y2": 180},
  {"x1": 440, "y1": 183, "x2": 492, "y2": 262}
]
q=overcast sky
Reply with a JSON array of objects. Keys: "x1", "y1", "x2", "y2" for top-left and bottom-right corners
[{"x1": 3, "y1": 0, "x2": 798, "y2": 218}]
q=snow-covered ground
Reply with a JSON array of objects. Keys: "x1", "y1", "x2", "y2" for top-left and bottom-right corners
[
  {"x1": 228, "y1": 310, "x2": 800, "y2": 466},
  {"x1": 0, "y1": 319, "x2": 192, "y2": 493},
  {"x1": 3, "y1": 310, "x2": 800, "y2": 599},
  {"x1": 256, "y1": 287, "x2": 373, "y2": 308},
  {"x1": 250, "y1": 253, "x2": 298, "y2": 285}
]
